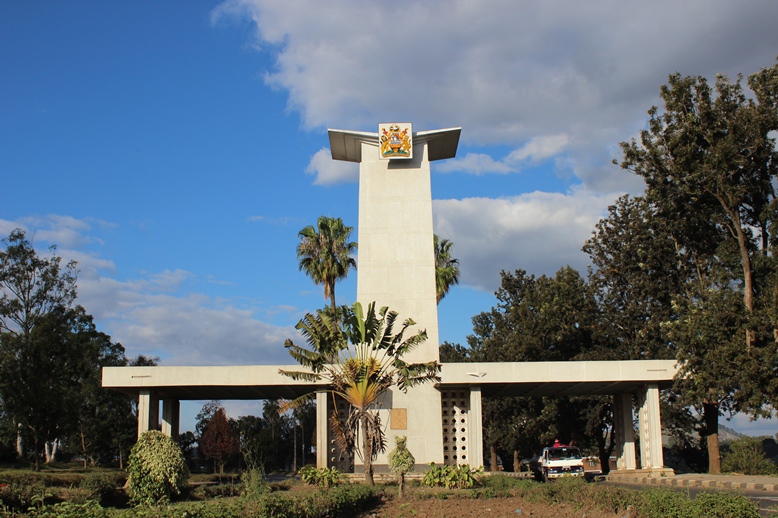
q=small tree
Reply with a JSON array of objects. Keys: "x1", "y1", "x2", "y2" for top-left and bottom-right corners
[
  {"x1": 127, "y1": 430, "x2": 188, "y2": 505},
  {"x1": 199, "y1": 407, "x2": 240, "y2": 474},
  {"x1": 722, "y1": 437, "x2": 778, "y2": 475},
  {"x1": 388, "y1": 436, "x2": 415, "y2": 498},
  {"x1": 281, "y1": 301, "x2": 440, "y2": 486}
]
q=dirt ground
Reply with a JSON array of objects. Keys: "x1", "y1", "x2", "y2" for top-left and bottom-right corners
[{"x1": 360, "y1": 494, "x2": 625, "y2": 518}]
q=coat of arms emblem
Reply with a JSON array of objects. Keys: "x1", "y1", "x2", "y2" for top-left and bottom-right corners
[{"x1": 379, "y1": 123, "x2": 413, "y2": 160}]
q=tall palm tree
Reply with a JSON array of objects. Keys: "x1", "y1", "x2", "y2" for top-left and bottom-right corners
[
  {"x1": 434, "y1": 234, "x2": 460, "y2": 304},
  {"x1": 281, "y1": 302, "x2": 440, "y2": 486},
  {"x1": 297, "y1": 216, "x2": 357, "y2": 312}
]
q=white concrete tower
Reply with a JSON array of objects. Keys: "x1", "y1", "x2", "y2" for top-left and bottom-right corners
[{"x1": 328, "y1": 125, "x2": 460, "y2": 467}]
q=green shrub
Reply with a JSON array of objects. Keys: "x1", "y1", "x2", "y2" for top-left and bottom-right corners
[
  {"x1": 241, "y1": 465, "x2": 269, "y2": 498},
  {"x1": 23, "y1": 500, "x2": 109, "y2": 518},
  {"x1": 722, "y1": 437, "x2": 778, "y2": 475},
  {"x1": 126, "y1": 430, "x2": 189, "y2": 506},
  {"x1": 80, "y1": 472, "x2": 125, "y2": 505},
  {"x1": 421, "y1": 462, "x2": 451, "y2": 487},
  {"x1": 0, "y1": 480, "x2": 53, "y2": 512},
  {"x1": 687, "y1": 491, "x2": 760, "y2": 518},
  {"x1": 299, "y1": 465, "x2": 341, "y2": 488},
  {"x1": 633, "y1": 487, "x2": 690, "y2": 518},
  {"x1": 445, "y1": 465, "x2": 483, "y2": 489}
]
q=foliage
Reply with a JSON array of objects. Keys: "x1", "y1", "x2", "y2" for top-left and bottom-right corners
[
  {"x1": 0, "y1": 230, "x2": 138, "y2": 470},
  {"x1": 240, "y1": 465, "x2": 269, "y2": 498},
  {"x1": 126, "y1": 430, "x2": 189, "y2": 506},
  {"x1": 388, "y1": 435, "x2": 415, "y2": 498},
  {"x1": 282, "y1": 301, "x2": 440, "y2": 486},
  {"x1": 421, "y1": 463, "x2": 482, "y2": 489},
  {"x1": 433, "y1": 234, "x2": 460, "y2": 304},
  {"x1": 445, "y1": 465, "x2": 483, "y2": 489},
  {"x1": 0, "y1": 229, "x2": 78, "y2": 336},
  {"x1": 299, "y1": 465, "x2": 341, "y2": 488},
  {"x1": 199, "y1": 407, "x2": 240, "y2": 474},
  {"x1": 616, "y1": 61, "x2": 778, "y2": 472},
  {"x1": 388, "y1": 436, "x2": 415, "y2": 476},
  {"x1": 633, "y1": 488, "x2": 760, "y2": 518},
  {"x1": 721, "y1": 437, "x2": 778, "y2": 475},
  {"x1": 296, "y1": 216, "x2": 357, "y2": 312}
]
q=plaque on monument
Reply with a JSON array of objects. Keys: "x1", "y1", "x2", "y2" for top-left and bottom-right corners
[{"x1": 379, "y1": 123, "x2": 413, "y2": 160}]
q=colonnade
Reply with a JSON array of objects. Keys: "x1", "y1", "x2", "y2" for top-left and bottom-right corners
[{"x1": 134, "y1": 383, "x2": 666, "y2": 473}]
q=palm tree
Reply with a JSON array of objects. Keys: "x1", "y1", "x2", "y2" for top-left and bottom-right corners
[
  {"x1": 280, "y1": 302, "x2": 440, "y2": 486},
  {"x1": 297, "y1": 216, "x2": 357, "y2": 312},
  {"x1": 434, "y1": 234, "x2": 460, "y2": 304}
]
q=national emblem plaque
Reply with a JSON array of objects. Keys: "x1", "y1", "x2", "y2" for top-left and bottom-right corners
[{"x1": 379, "y1": 123, "x2": 413, "y2": 160}]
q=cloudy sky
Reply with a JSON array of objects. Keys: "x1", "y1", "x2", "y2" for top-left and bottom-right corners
[{"x1": 2, "y1": 1, "x2": 777, "y2": 434}]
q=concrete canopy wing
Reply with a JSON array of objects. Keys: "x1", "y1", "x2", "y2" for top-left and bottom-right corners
[{"x1": 328, "y1": 127, "x2": 461, "y2": 163}]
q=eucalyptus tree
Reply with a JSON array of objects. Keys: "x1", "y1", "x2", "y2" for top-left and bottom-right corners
[
  {"x1": 281, "y1": 302, "x2": 440, "y2": 485},
  {"x1": 433, "y1": 234, "x2": 460, "y2": 304},
  {"x1": 296, "y1": 216, "x2": 357, "y2": 312}
]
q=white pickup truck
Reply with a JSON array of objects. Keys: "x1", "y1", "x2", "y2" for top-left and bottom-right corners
[{"x1": 534, "y1": 445, "x2": 585, "y2": 481}]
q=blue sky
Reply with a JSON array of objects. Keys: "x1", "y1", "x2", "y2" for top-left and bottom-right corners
[{"x1": 2, "y1": 1, "x2": 777, "y2": 436}]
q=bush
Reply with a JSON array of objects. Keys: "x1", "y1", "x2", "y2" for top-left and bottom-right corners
[
  {"x1": 632, "y1": 487, "x2": 689, "y2": 518},
  {"x1": 687, "y1": 491, "x2": 760, "y2": 518},
  {"x1": 241, "y1": 466, "x2": 269, "y2": 498},
  {"x1": 299, "y1": 465, "x2": 341, "y2": 488},
  {"x1": 126, "y1": 430, "x2": 189, "y2": 506},
  {"x1": 721, "y1": 437, "x2": 777, "y2": 475}
]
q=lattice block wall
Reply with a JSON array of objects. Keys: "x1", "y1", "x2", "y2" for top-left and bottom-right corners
[
  {"x1": 328, "y1": 398, "x2": 354, "y2": 472},
  {"x1": 441, "y1": 389, "x2": 470, "y2": 466}
]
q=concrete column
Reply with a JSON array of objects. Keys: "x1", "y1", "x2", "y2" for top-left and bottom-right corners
[
  {"x1": 329, "y1": 126, "x2": 458, "y2": 466},
  {"x1": 355, "y1": 137, "x2": 443, "y2": 466},
  {"x1": 316, "y1": 391, "x2": 329, "y2": 468},
  {"x1": 467, "y1": 386, "x2": 484, "y2": 468},
  {"x1": 613, "y1": 393, "x2": 637, "y2": 470},
  {"x1": 137, "y1": 390, "x2": 159, "y2": 438},
  {"x1": 637, "y1": 384, "x2": 664, "y2": 469},
  {"x1": 161, "y1": 399, "x2": 180, "y2": 440}
]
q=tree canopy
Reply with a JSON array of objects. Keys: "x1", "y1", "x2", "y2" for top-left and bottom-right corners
[
  {"x1": 282, "y1": 301, "x2": 440, "y2": 485},
  {"x1": 296, "y1": 216, "x2": 357, "y2": 312}
]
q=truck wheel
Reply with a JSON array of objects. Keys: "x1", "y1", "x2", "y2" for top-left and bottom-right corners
[{"x1": 542, "y1": 469, "x2": 549, "y2": 483}]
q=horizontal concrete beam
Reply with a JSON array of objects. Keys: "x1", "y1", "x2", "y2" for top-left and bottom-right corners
[
  {"x1": 103, "y1": 359, "x2": 678, "y2": 401},
  {"x1": 439, "y1": 360, "x2": 678, "y2": 397},
  {"x1": 102, "y1": 365, "x2": 327, "y2": 400}
]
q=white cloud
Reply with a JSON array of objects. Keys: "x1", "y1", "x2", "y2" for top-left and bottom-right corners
[
  {"x1": 433, "y1": 189, "x2": 620, "y2": 292},
  {"x1": 213, "y1": 0, "x2": 778, "y2": 193},
  {"x1": 0, "y1": 216, "x2": 296, "y2": 366},
  {"x1": 506, "y1": 135, "x2": 570, "y2": 165},
  {"x1": 436, "y1": 153, "x2": 514, "y2": 175},
  {"x1": 305, "y1": 147, "x2": 359, "y2": 185}
]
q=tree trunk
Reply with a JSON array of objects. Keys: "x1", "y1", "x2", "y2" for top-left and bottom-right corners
[
  {"x1": 16, "y1": 428, "x2": 23, "y2": 457},
  {"x1": 398, "y1": 473, "x2": 405, "y2": 499},
  {"x1": 362, "y1": 414, "x2": 374, "y2": 486},
  {"x1": 293, "y1": 422, "x2": 298, "y2": 471},
  {"x1": 513, "y1": 451, "x2": 520, "y2": 472},
  {"x1": 703, "y1": 401, "x2": 721, "y2": 474},
  {"x1": 490, "y1": 445, "x2": 498, "y2": 473},
  {"x1": 44, "y1": 439, "x2": 58, "y2": 464},
  {"x1": 34, "y1": 438, "x2": 41, "y2": 472}
]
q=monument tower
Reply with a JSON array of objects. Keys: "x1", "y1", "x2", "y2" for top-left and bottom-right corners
[{"x1": 328, "y1": 124, "x2": 461, "y2": 468}]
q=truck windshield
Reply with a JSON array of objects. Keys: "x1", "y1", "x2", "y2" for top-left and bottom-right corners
[{"x1": 547, "y1": 448, "x2": 582, "y2": 460}]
